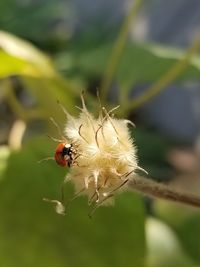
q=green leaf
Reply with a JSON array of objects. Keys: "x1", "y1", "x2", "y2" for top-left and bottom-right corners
[
  {"x1": 0, "y1": 31, "x2": 79, "y2": 117},
  {"x1": 61, "y1": 42, "x2": 200, "y2": 89},
  {"x1": 0, "y1": 138, "x2": 145, "y2": 267},
  {"x1": 21, "y1": 76, "x2": 78, "y2": 121},
  {"x1": 176, "y1": 214, "x2": 200, "y2": 263},
  {"x1": 133, "y1": 128, "x2": 172, "y2": 180},
  {"x1": 154, "y1": 200, "x2": 200, "y2": 264},
  {"x1": 0, "y1": 146, "x2": 10, "y2": 181},
  {"x1": 0, "y1": 51, "x2": 28, "y2": 78},
  {"x1": 146, "y1": 217, "x2": 196, "y2": 267},
  {"x1": 0, "y1": 30, "x2": 56, "y2": 77}
]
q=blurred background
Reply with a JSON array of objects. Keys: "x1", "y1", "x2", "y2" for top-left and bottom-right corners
[{"x1": 1, "y1": 0, "x2": 200, "y2": 266}]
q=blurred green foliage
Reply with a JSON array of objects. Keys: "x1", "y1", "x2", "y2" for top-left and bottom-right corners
[
  {"x1": 57, "y1": 42, "x2": 200, "y2": 89},
  {"x1": 155, "y1": 200, "x2": 200, "y2": 265},
  {"x1": 0, "y1": 138, "x2": 145, "y2": 267},
  {"x1": 1, "y1": 2, "x2": 200, "y2": 266}
]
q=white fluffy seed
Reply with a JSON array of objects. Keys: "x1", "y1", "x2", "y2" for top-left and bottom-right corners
[{"x1": 63, "y1": 97, "x2": 142, "y2": 206}]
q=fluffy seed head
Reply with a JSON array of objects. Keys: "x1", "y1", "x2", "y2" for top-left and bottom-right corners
[{"x1": 63, "y1": 96, "x2": 141, "y2": 205}]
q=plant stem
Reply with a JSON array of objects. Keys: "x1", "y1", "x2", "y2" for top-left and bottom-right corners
[
  {"x1": 6, "y1": 83, "x2": 44, "y2": 121},
  {"x1": 130, "y1": 176, "x2": 200, "y2": 209},
  {"x1": 121, "y1": 35, "x2": 200, "y2": 114},
  {"x1": 100, "y1": 0, "x2": 142, "y2": 102}
]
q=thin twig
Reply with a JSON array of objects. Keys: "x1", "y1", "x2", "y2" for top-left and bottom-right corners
[
  {"x1": 120, "y1": 35, "x2": 200, "y2": 114},
  {"x1": 100, "y1": 0, "x2": 142, "y2": 102},
  {"x1": 6, "y1": 85, "x2": 44, "y2": 121},
  {"x1": 130, "y1": 176, "x2": 200, "y2": 209}
]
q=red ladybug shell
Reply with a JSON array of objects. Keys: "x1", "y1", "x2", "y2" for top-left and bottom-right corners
[{"x1": 54, "y1": 143, "x2": 68, "y2": 167}]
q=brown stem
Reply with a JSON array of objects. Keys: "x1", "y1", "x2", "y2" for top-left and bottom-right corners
[{"x1": 130, "y1": 176, "x2": 200, "y2": 208}]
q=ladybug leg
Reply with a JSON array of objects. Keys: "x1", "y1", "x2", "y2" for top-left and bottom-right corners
[
  {"x1": 73, "y1": 154, "x2": 80, "y2": 161},
  {"x1": 71, "y1": 160, "x2": 89, "y2": 168}
]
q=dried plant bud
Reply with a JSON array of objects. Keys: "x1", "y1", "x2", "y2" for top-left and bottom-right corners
[
  {"x1": 44, "y1": 96, "x2": 200, "y2": 215},
  {"x1": 62, "y1": 95, "x2": 144, "y2": 209}
]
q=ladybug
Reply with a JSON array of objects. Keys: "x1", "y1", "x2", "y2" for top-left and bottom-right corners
[{"x1": 54, "y1": 143, "x2": 76, "y2": 167}]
